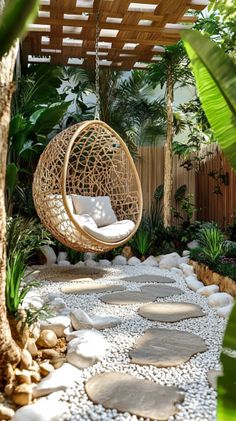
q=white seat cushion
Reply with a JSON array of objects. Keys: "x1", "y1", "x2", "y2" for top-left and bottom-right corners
[
  {"x1": 81, "y1": 219, "x2": 135, "y2": 243},
  {"x1": 71, "y1": 195, "x2": 117, "y2": 227}
]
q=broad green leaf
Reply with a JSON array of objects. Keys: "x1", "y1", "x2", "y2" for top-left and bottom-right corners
[
  {"x1": 32, "y1": 102, "x2": 70, "y2": 135},
  {"x1": 0, "y1": 0, "x2": 39, "y2": 59},
  {"x1": 217, "y1": 302, "x2": 236, "y2": 421},
  {"x1": 182, "y1": 30, "x2": 236, "y2": 171},
  {"x1": 6, "y1": 163, "x2": 19, "y2": 195}
]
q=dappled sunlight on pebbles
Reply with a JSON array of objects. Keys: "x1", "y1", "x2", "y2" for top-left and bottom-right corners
[{"x1": 37, "y1": 264, "x2": 225, "y2": 421}]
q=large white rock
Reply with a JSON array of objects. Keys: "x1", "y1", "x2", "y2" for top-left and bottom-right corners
[
  {"x1": 128, "y1": 256, "x2": 141, "y2": 266},
  {"x1": 13, "y1": 397, "x2": 68, "y2": 421},
  {"x1": 217, "y1": 303, "x2": 234, "y2": 318},
  {"x1": 41, "y1": 316, "x2": 71, "y2": 338},
  {"x1": 40, "y1": 245, "x2": 57, "y2": 265},
  {"x1": 84, "y1": 259, "x2": 98, "y2": 268},
  {"x1": 58, "y1": 260, "x2": 71, "y2": 267},
  {"x1": 185, "y1": 276, "x2": 204, "y2": 292},
  {"x1": 66, "y1": 330, "x2": 109, "y2": 368},
  {"x1": 141, "y1": 256, "x2": 158, "y2": 266},
  {"x1": 178, "y1": 256, "x2": 189, "y2": 265},
  {"x1": 159, "y1": 252, "x2": 181, "y2": 270},
  {"x1": 197, "y1": 285, "x2": 219, "y2": 297},
  {"x1": 70, "y1": 309, "x2": 121, "y2": 331},
  {"x1": 46, "y1": 297, "x2": 68, "y2": 315},
  {"x1": 98, "y1": 259, "x2": 111, "y2": 267},
  {"x1": 187, "y1": 240, "x2": 199, "y2": 249},
  {"x1": 32, "y1": 363, "x2": 81, "y2": 398},
  {"x1": 57, "y1": 251, "x2": 68, "y2": 263},
  {"x1": 179, "y1": 263, "x2": 194, "y2": 277},
  {"x1": 208, "y1": 292, "x2": 234, "y2": 308},
  {"x1": 22, "y1": 290, "x2": 44, "y2": 310},
  {"x1": 112, "y1": 255, "x2": 127, "y2": 266},
  {"x1": 74, "y1": 261, "x2": 85, "y2": 268}
]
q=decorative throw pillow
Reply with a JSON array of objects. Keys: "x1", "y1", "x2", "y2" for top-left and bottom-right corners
[
  {"x1": 71, "y1": 195, "x2": 117, "y2": 227},
  {"x1": 73, "y1": 214, "x2": 97, "y2": 229}
]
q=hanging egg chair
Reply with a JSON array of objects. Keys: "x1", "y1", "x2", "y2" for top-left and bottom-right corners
[
  {"x1": 33, "y1": 120, "x2": 143, "y2": 252},
  {"x1": 33, "y1": 14, "x2": 142, "y2": 252}
]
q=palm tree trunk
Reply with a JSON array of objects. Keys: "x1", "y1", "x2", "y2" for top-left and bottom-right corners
[
  {"x1": 0, "y1": 34, "x2": 21, "y2": 385},
  {"x1": 163, "y1": 64, "x2": 174, "y2": 227}
]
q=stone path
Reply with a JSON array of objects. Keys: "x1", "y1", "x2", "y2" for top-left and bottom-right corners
[
  {"x1": 141, "y1": 284, "x2": 183, "y2": 297},
  {"x1": 35, "y1": 264, "x2": 225, "y2": 421},
  {"x1": 85, "y1": 372, "x2": 184, "y2": 420},
  {"x1": 121, "y1": 274, "x2": 175, "y2": 283},
  {"x1": 129, "y1": 328, "x2": 207, "y2": 367},
  {"x1": 138, "y1": 302, "x2": 204, "y2": 322},
  {"x1": 61, "y1": 283, "x2": 126, "y2": 294},
  {"x1": 100, "y1": 285, "x2": 184, "y2": 305}
]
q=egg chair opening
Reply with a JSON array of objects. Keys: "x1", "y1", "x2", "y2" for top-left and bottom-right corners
[{"x1": 33, "y1": 120, "x2": 143, "y2": 252}]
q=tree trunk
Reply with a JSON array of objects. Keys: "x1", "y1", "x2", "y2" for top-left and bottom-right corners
[
  {"x1": 0, "y1": 35, "x2": 21, "y2": 386},
  {"x1": 163, "y1": 64, "x2": 174, "y2": 227}
]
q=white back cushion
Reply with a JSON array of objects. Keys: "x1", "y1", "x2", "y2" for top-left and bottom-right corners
[{"x1": 72, "y1": 195, "x2": 117, "y2": 227}]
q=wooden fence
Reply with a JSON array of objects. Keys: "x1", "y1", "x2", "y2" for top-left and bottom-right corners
[
  {"x1": 196, "y1": 146, "x2": 236, "y2": 228},
  {"x1": 136, "y1": 146, "x2": 196, "y2": 218},
  {"x1": 136, "y1": 146, "x2": 236, "y2": 228}
]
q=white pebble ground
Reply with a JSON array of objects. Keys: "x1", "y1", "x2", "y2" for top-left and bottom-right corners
[{"x1": 37, "y1": 265, "x2": 226, "y2": 421}]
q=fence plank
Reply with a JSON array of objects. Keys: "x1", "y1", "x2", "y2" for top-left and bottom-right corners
[{"x1": 136, "y1": 146, "x2": 235, "y2": 228}]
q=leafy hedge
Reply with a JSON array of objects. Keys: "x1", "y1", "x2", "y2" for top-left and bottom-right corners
[{"x1": 190, "y1": 247, "x2": 236, "y2": 282}]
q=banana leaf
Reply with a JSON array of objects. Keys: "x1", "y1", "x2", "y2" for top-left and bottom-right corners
[
  {"x1": 182, "y1": 30, "x2": 236, "y2": 171},
  {"x1": 0, "y1": 0, "x2": 39, "y2": 58},
  {"x1": 218, "y1": 302, "x2": 236, "y2": 421}
]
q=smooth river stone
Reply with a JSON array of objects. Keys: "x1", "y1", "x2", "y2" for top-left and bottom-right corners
[
  {"x1": 121, "y1": 275, "x2": 175, "y2": 284},
  {"x1": 85, "y1": 372, "x2": 184, "y2": 420},
  {"x1": 141, "y1": 284, "x2": 183, "y2": 298},
  {"x1": 138, "y1": 302, "x2": 204, "y2": 322},
  {"x1": 61, "y1": 283, "x2": 126, "y2": 294},
  {"x1": 208, "y1": 369, "x2": 222, "y2": 390},
  {"x1": 100, "y1": 291, "x2": 154, "y2": 305},
  {"x1": 129, "y1": 328, "x2": 207, "y2": 367}
]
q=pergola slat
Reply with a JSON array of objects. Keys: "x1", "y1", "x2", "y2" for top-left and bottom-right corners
[{"x1": 22, "y1": 0, "x2": 208, "y2": 69}]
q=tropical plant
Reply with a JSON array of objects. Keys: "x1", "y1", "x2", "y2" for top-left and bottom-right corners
[
  {"x1": 197, "y1": 225, "x2": 225, "y2": 264},
  {"x1": 182, "y1": 28, "x2": 236, "y2": 420},
  {"x1": 182, "y1": 30, "x2": 236, "y2": 172},
  {"x1": 146, "y1": 42, "x2": 193, "y2": 227},
  {"x1": 130, "y1": 218, "x2": 152, "y2": 258},
  {"x1": 0, "y1": 0, "x2": 39, "y2": 379},
  {"x1": 6, "y1": 215, "x2": 52, "y2": 262},
  {"x1": 6, "y1": 251, "x2": 38, "y2": 315},
  {"x1": 7, "y1": 65, "x2": 71, "y2": 215},
  {"x1": 81, "y1": 68, "x2": 166, "y2": 155}
]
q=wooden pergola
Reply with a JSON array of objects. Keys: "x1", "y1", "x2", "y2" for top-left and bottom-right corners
[{"x1": 22, "y1": 0, "x2": 208, "y2": 70}]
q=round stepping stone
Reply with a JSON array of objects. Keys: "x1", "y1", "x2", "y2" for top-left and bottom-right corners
[
  {"x1": 122, "y1": 274, "x2": 175, "y2": 284},
  {"x1": 100, "y1": 291, "x2": 154, "y2": 305},
  {"x1": 129, "y1": 328, "x2": 207, "y2": 367},
  {"x1": 85, "y1": 372, "x2": 184, "y2": 420},
  {"x1": 61, "y1": 283, "x2": 126, "y2": 294},
  {"x1": 35, "y1": 267, "x2": 105, "y2": 282},
  {"x1": 141, "y1": 284, "x2": 183, "y2": 298},
  {"x1": 138, "y1": 302, "x2": 204, "y2": 322}
]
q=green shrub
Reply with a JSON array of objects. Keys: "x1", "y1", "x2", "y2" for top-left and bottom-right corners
[
  {"x1": 197, "y1": 225, "x2": 225, "y2": 264},
  {"x1": 131, "y1": 218, "x2": 152, "y2": 257},
  {"x1": 6, "y1": 250, "x2": 38, "y2": 315},
  {"x1": 7, "y1": 215, "x2": 52, "y2": 262}
]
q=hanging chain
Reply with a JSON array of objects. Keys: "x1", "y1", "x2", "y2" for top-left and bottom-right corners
[{"x1": 94, "y1": 12, "x2": 101, "y2": 120}]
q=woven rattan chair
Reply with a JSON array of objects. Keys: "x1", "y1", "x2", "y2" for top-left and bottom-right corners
[{"x1": 33, "y1": 120, "x2": 143, "y2": 252}]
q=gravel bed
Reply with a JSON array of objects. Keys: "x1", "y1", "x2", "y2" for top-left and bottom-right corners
[{"x1": 37, "y1": 265, "x2": 226, "y2": 421}]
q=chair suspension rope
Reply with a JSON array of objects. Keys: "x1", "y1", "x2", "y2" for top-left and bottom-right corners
[{"x1": 94, "y1": 12, "x2": 101, "y2": 120}]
